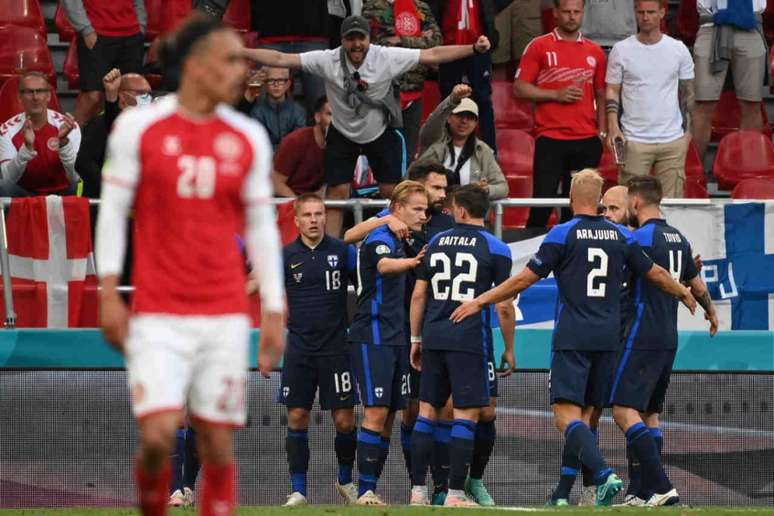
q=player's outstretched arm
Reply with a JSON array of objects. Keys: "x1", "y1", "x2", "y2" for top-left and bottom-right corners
[
  {"x1": 409, "y1": 280, "x2": 429, "y2": 371},
  {"x1": 241, "y1": 47, "x2": 302, "y2": 69},
  {"x1": 644, "y1": 264, "x2": 697, "y2": 315},
  {"x1": 343, "y1": 214, "x2": 409, "y2": 244},
  {"x1": 689, "y1": 275, "x2": 718, "y2": 336},
  {"x1": 495, "y1": 298, "x2": 516, "y2": 377},
  {"x1": 450, "y1": 267, "x2": 539, "y2": 323},
  {"x1": 376, "y1": 246, "x2": 426, "y2": 275},
  {"x1": 418, "y1": 35, "x2": 490, "y2": 65}
]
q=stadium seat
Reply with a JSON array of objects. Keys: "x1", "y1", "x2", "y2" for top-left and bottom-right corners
[
  {"x1": 0, "y1": 26, "x2": 55, "y2": 87},
  {"x1": 0, "y1": 0, "x2": 46, "y2": 35},
  {"x1": 713, "y1": 130, "x2": 774, "y2": 190},
  {"x1": 764, "y1": 0, "x2": 774, "y2": 46},
  {"x1": 541, "y1": 8, "x2": 556, "y2": 33},
  {"x1": 420, "y1": 80, "x2": 441, "y2": 125},
  {"x1": 731, "y1": 177, "x2": 774, "y2": 199},
  {"x1": 676, "y1": 0, "x2": 698, "y2": 47},
  {"x1": 596, "y1": 147, "x2": 620, "y2": 192},
  {"x1": 0, "y1": 76, "x2": 61, "y2": 124},
  {"x1": 222, "y1": 0, "x2": 251, "y2": 33},
  {"x1": 496, "y1": 128, "x2": 534, "y2": 228},
  {"x1": 54, "y1": 3, "x2": 76, "y2": 43},
  {"x1": 711, "y1": 90, "x2": 771, "y2": 142},
  {"x1": 159, "y1": 0, "x2": 193, "y2": 36},
  {"x1": 492, "y1": 80, "x2": 534, "y2": 132},
  {"x1": 63, "y1": 38, "x2": 80, "y2": 90}
]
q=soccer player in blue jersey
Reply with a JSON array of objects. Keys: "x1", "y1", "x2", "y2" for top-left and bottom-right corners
[
  {"x1": 343, "y1": 162, "x2": 456, "y2": 503},
  {"x1": 608, "y1": 176, "x2": 718, "y2": 507},
  {"x1": 278, "y1": 193, "x2": 360, "y2": 506},
  {"x1": 452, "y1": 169, "x2": 697, "y2": 506},
  {"x1": 408, "y1": 185, "x2": 516, "y2": 507},
  {"x1": 548, "y1": 184, "x2": 635, "y2": 507},
  {"x1": 349, "y1": 180, "x2": 430, "y2": 505}
]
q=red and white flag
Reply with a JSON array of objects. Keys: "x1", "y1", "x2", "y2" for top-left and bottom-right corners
[{"x1": 0, "y1": 195, "x2": 98, "y2": 328}]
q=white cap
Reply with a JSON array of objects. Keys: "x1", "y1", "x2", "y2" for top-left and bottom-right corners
[{"x1": 451, "y1": 98, "x2": 479, "y2": 117}]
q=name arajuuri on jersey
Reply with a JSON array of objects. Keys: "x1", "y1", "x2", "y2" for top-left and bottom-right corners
[{"x1": 576, "y1": 229, "x2": 619, "y2": 240}]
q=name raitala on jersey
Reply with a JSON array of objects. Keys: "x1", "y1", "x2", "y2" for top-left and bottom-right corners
[
  {"x1": 437, "y1": 235, "x2": 478, "y2": 247},
  {"x1": 575, "y1": 229, "x2": 619, "y2": 240}
]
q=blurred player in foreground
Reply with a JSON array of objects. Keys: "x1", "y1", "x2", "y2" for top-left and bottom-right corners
[
  {"x1": 451, "y1": 169, "x2": 697, "y2": 506},
  {"x1": 409, "y1": 185, "x2": 515, "y2": 507},
  {"x1": 96, "y1": 15, "x2": 285, "y2": 516}
]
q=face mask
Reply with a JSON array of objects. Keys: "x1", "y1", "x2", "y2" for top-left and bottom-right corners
[{"x1": 135, "y1": 93, "x2": 153, "y2": 106}]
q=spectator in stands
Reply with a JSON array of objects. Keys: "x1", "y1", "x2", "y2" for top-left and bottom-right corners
[
  {"x1": 580, "y1": 0, "x2": 635, "y2": 49},
  {"x1": 252, "y1": 1, "x2": 330, "y2": 116},
  {"x1": 606, "y1": 0, "x2": 694, "y2": 199},
  {"x1": 426, "y1": 0, "x2": 511, "y2": 154},
  {"x1": 329, "y1": 0, "x2": 364, "y2": 48},
  {"x1": 363, "y1": 0, "x2": 443, "y2": 163},
  {"x1": 417, "y1": 84, "x2": 508, "y2": 199},
  {"x1": 76, "y1": 68, "x2": 152, "y2": 199},
  {"x1": 491, "y1": 0, "x2": 542, "y2": 72},
  {"x1": 692, "y1": 0, "x2": 768, "y2": 161},
  {"x1": 273, "y1": 96, "x2": 332, "y2": 197},
  {"x1": 514, "y1": 0, "x2": 607, "y2": 228},
  {"x1": 62, "y1": 0, "x2": 146, "y2": 126},
  {"x1": 0, "y1": 72, "x2": 81, "y2": 197},
  {"x1": 238, "y1": 67, "x2": 307, "y2": 149},
  {"x1": 243, "y1": 14, "x2": 492, "y2": 237}
]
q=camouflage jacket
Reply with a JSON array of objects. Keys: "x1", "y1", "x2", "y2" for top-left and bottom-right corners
[{"x1": 363, "y1": 0, "x2": 442, "y2": 93}]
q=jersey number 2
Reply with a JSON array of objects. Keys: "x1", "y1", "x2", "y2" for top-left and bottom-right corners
[
  {"x1": 587, "y1": 248, "x2": 608, "y2": 297},
  {"x1": 430, "y1": 252, "x2": 478, "y2": 301},
  {"x1": 177, "y1": 155, "x2": 216, "y2": 199}
]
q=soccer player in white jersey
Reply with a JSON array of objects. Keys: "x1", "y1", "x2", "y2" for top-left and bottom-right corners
[{"x1": 96, "y1": 15, "x2": 285, "y2": 516}]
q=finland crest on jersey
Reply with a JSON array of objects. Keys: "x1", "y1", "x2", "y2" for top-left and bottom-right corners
[{"x1": 327, "y1": 255, "x2": 338, "y2": 268}]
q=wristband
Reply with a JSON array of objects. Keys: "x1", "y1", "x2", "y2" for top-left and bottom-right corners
[{"x1": 410, "y1": 336, "x2": 422, "y2": 344}]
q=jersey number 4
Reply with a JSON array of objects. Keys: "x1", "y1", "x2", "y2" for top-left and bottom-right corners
[
  {"x1": 177, "y1": 155, "x2": 216, "y2": 199},
  {"x1": 430, "y1": 252, "x2": 478, "y2": 301}
]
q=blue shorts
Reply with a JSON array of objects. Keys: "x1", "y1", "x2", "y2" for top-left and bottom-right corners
[
  {"x1": 609, "y1": 348, "x2": 677, "y2": 413},
  {"x1": 549, "y1": 350, "x2": 618, "y2": 407},
  {"x1": 419, "y1": 349, "x2": 496, "y2": 409},
  {"x1": 278, "y1": 350, "x2": 357, "y2": 411},
  {"x1": 408, "y1": 364, "x2": 421, "y2": 401},
  {"x1": 351, "y1": 343, "x2": 409, "y2": 411}
]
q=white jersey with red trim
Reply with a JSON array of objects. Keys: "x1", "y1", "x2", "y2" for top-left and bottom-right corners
[
  {"x1": 0, "y1": 110, "x2": 81, "y2": 194},
  {"x1": 96, "y1": 95, "x2": 285, "y2": 316}
]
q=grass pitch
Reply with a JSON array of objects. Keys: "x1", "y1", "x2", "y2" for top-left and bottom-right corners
[{"x1": 1, "y1": 507, "x2": 772, "y2": 516}]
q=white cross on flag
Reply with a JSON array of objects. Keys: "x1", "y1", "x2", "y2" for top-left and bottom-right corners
[{"x1": 0, "y1": 195, "x2": 98, "y2": 327}]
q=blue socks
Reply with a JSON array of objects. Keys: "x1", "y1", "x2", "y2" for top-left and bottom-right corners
[
  {"x1": 650, "y1": 427, "x2": 663, "y2": 455},
  {"x1": 553, "y1": 446, "x2": 580, "y2": 500},
  {"x1": 626, "y1": 423, "x2": 671, "y2": 495},
  {"x1": 376, "y1": 437, "x2": 390, "y2": 479},
  {"x1": 357, "y1": 428, "x2": 381, "y2": 496},
  {"x1": 581, "y1": 428, "x2": 598, "y2": 487},
  {"x1": 182, "y1": 427, "x2": 199, "y2": 490},
  {"x1": 432, "y1": 420, "x2": 452, "y2": 492},
  {"x1": 335, "y1": 430, "x2": 356, "y2": 486},
  {"x1": 449, "y1": 419, "x2": 476, "y2": 490},
  {"x1": 470, "y1": 418, "x2": 496, "y2": 479},
  {"x1": 409, "y1": 416, "x2": 435, "y2": 486},
  {"x1": 286, "y1": 428, "x2": 309, "y2": 496},
  {"x1": 171, "y1": 426, "x2": 186, "y2": 493},
  {"x1": 400, "y1": 423, "x2": 413, "y2": 482},
  {"x1": 564, "y1": 420, "x2": 612, "y2": 486}
]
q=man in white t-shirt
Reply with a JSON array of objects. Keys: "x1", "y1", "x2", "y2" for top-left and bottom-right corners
[
  {"x1": 605, "y1": 0, "x2": 694, "y2": 198},
  {"x1": 244, "y1": 15, "x2": 491, "y2": 237}
]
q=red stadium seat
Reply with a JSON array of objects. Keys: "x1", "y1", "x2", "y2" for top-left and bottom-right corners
[
  {"x1": 711, "y1": 90, "x2": 771, "y2": 142},
  {"x1": 683, "y1": 139, "x2": 708, "y2": 198},
  {"x1": 0, "y1": 0, "x2": 45, "y2": 35},
  {"x1": 420, "y1": 80, "x2": 441, "y2": 126},
  {"x1": 0, "y1": 76, "x2": 61, "y2": 125},
  {"x1": 63, "y1": 38, "x2": 80, "y2": 90},
  {"x1": 55, "y1": 3, "x2": 76, "y2": 43},
  {"x1": 0, "y1": 26, "x2": 55, "y2": 87},
  {"x1": 676, "y1": 0, "x2": 698, "y2": 47},
  {"x1": 713, "y1": 130, "x2": 774, "y2": 190},
  {"x1": 496, "y1": 129, "x2": 534, "y2": 228},
  {"x1": 541, "y1": 8, "x2": 556, "y2": 34},
  {"x1": 222, "y1": 0, "x2": 251, "y2": 33},
  {"x1": 492, "y1": 80, "x2": 534, "y2": 132},
  {"x1": 764, "y1": 0, "x2": 774, "y2": 46},
  {"x1": 596, "y1": 147, "x2": 620, "y2": 192},
  {"x1": 731, "y1": 177, "x2": 774, "y2": 199}
]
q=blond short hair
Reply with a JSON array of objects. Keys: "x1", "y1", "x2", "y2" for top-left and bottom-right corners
[
  {"x1": 390, "y1": 180, "x2": 428, "y2": 211},
  {"x1": 570, "y1": 168, "x2": 604, "y2": 203}
]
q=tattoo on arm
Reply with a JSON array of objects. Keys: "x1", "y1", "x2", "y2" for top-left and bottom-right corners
[
  {"x1": 679, "y1": 79, "x2": 695, "y2": 133},
  {"x1": 696, "y1": 289, "x2": 713, "y2": 313},
  {"x1": 606, "y1": 99, "x2": 620, "y2": 114}
]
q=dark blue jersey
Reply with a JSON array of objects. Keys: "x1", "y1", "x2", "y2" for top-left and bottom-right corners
[
  {"x1": 283, "y1": 235, "x2": 357, "y2": 355},
  {"x1": 527, "y1": 215, "x2": 654, "y2": 351},
  {"x1": 620, "y1": 266, "x2": 636, "y2": 342},
  {"x1": 417, "y1": 224, "x2": 512, "y2": 355},
  {"x1": 350, "y1": 225, "x2": 408, "y2": 346},
  {"x1": 627, "y1": 218, "x2": 698, "y2": 350}
]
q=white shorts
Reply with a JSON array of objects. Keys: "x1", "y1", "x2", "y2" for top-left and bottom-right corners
[{"x1": 125, "y1": 313, "x2": 251, "y2": 427}]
